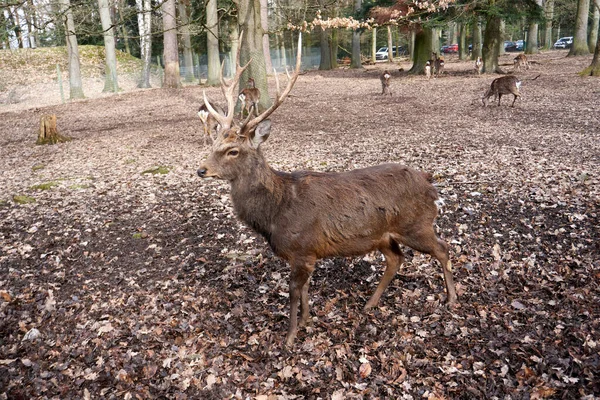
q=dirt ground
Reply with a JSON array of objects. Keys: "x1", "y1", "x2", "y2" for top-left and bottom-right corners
[{"x1": 1, "y1": 50, "x2": 599, "y2": 399}]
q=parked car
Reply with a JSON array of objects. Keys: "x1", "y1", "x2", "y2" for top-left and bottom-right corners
[
  {"x1": 375, "y1": 46, "x2": 406, "y2": 60},
  {"x1": 441, "y1": 43, "x2": 458, "y2": 54},
  {"x1": 554, "y1": 37, "x2": 573, "y2": 49},
  {"x1": 504, "y1": 41, "x2": 514, "y2": 51},
  {"x1": 506, "y1": 40, "x2": 524, "y2": 52}
]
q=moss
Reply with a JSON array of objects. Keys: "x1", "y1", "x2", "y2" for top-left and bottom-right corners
[
  {"x1": 141, "y1": 166, "x2": 171, "y2": 175},
  {"x1": 125, "y1": 159, "x2": 137, "y2": 164},
  {"x1": 132, "y1": 233, "x2": 143, "y2": 239},
  {"x1": 13, "y1": 195, "x2": 36, "y2": 204},
  {"x1": 32, "y1": 164, "x2": 46, "y2": 171},
  {"x1": 36, "y1": 134, "x2": 71, "y2": 145},
  {"x1": 31, "y1": 182, "x2": 59, "y2": 190}
]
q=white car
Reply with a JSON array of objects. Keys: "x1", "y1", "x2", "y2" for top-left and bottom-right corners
[
  {"x1": 554, "y1": 37, "x2": 573, "y2": 49},
  {"x1": 375, "y1": 46, "x2": 406, "y2": 60}
]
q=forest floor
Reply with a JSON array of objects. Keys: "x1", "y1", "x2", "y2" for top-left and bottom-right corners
[{"x1": 0, "y1": 50, "x2": 599, "y2": 400}]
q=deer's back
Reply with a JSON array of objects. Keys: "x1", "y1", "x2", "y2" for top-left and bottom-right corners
[{"x1": 266, "y1": 164, "x2": 440, "y2": 259}]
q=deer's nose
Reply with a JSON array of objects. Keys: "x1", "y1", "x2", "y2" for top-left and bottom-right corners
[{"x1": 197, "y1": 168, "x2": 207, "y2": 177}]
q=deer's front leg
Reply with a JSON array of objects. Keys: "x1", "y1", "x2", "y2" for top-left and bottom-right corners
[{"x1": 285, "y1": 259, "x2": 315, "y2": 347}]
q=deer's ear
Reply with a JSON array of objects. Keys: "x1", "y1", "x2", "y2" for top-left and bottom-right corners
[{"x1": 249, "y1": 120, "x2": 271, "y2": 149}]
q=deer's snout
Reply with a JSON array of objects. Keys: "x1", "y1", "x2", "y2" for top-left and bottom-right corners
[{"x1": 197, "y1": 168, "x2": 207, "y2": 178}]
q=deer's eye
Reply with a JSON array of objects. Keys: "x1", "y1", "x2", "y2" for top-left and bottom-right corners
[{"x1": 226, "y1": 149, "x2": 239, "y2": 157}]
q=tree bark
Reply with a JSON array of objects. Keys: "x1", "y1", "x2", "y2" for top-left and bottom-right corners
[
  {"x1": 458, "y1": 23, "x2": 467, "y2": 60},
  {"x1": 589, "y1": 0, "x2": 600, "y2": 53},
  {"x1": 499, "y1": 20, "x2": 506, "y2": 55},
  {"x1": 526, "y1": 0, "x2": 542, "y2": 54},
  {"x1": 229, "y1": 20, "x2": 240, "y2": 78},
  {"x1": 371, "y1": 27, "x2": 377, "y2": 64},
  {"x1": 387, "y1": 25, "x2": 393, "y2": 62},
  {"x1": 472, "y1": 17, "x2": 483, "y2": 60},
  {"x1": 117, "y1": 0, "x2": 131, "y2": 54},
  {"x1": 482, "y1": 14, "x2": 501, "y2": 73},
  {"x1": 260, "y1": 0, "x2": 273, "y2": 73},
  {"x1": 350, "y1": 0, "x2": 362, "y2": 68},
  {"x1": 543, "y1": 0, "x2": 555, "y2": 50},
  {"x1": 37, "y1": 115, "x2": 70, "y2": 145},
  {"x1": 319, "y1": 26, "x2": 332, "y2": 70},
  {"x1": 179, "y1": 1, "x2": 195, "y2": 82},
  {"x1": 136, "y1": 0, "x2": 152, "y2": 88},
  {"x1": 98, "y1": 0, "x2": 119, "y2": 93},
  {"x1": 409, "y1": 27, "x2": 434, "y2": 74},
  {"x1": 59, "y1": 0, "x2": 85, "y2": 99},
  {"x1": 162, "y1": 0, "x2": 181, "y2": 88},
  {"x1": 569, "y1": 0, "x2": 591, "y2": 56},
  {"x1": 239, "y1": 0, "x2": 271, "y2": 110},
  {"x1": 206, "y1": 0, "x2": 220, "y2": 85}
]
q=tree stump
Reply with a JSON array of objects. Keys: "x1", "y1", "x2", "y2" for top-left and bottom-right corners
[{"x1": 37, "y1": 114, "x2": 70, "y2": 145}]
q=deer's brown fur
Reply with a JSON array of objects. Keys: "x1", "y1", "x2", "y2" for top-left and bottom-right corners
[
  {"x1": 482, "y1": 75, "x2": 521, "y2": 107},
  {"x1": 239, "y1": 78, "x2": 260, "y2": 117},
  {"x1": 513, "y1": 54, "x2": 529, "y2": 72},
  {"x1": 380, "y1": 70, "x2": 392, "y2": 95}
]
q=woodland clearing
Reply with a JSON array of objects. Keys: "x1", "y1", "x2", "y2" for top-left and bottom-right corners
[{"x1": 0, "y1": 50, "x2": 599, "y2": 399}]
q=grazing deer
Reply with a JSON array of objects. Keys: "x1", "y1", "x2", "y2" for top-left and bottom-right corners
[
  {"x1": 425, "y1": 61, "x2": 432, "y2": 79},
  {"x1": 380, "y1": 70, "x2": 392, "y2": 95},
  {"x1": 482, "y1": 75, "x2": 522, "y2": 107},
  {"x1": 239, "y1": 78, "x2": 261, "y2": 118},
  {"x1": 198, "y1": 33, "x2": 457, "y2": 347},
  {"x1": 475, "y1": 57, "x2": 483, "y2": 75},
  {"x1": 198, "y1": 102, "x2": 226, "y2": 145},
  {"x1": 513, "y1": 54, "x2": 529, "y2": 72}
]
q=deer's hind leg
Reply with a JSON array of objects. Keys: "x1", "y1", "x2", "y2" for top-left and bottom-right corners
[
  {"x1": 365, "y1": 239, "x2": 404, "y2": 309},
  {"x1": 399, "y1": 227, "x2": 457, "y2": 305}
]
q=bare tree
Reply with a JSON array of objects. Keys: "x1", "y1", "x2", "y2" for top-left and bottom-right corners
[
  {"x1": 162, "y1": 0, "x2": 181, "y2": 88},
  {"x1": 206, "y1": 0, "x2": 220, "y2": 85},
  {"x1": 543, "y1": 0, "x2": 555, "y2": 50},
  {"x1": 350, "y1": 0, "x2": 362, "y2": 68},
  {"x1": 59, "y1": 0, "x2": 84, "y2": 99},
  {"x1": 590, "y1": 0, "x2": 600, "y2": 53},
  {"x1": 136, "y1": 0, "x2": 152, "y2": 88},
  {"x1": 260, "y1": 0, "x2": 273, "y2": 73},
  {"x1": 569, "y1": 0, "x2": 591, "y2": 56},
  {"x1": 98, "y1": 0, "x2": 119, "y2": 93},
  {"x1": 179, "y1": 0, "x2": 195, "y2": 82}
]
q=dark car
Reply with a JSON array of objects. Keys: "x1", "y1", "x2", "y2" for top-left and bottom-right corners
[
  {"x1": 504, "y1": 41, "x2": 514, "y2": 51},
  {"x1": 506, "y1": 40, "x2": 524, "y2": 52}
]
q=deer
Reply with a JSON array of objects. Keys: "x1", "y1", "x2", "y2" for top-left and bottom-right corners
[
  {"x1": 482, "y1": 74, "x2": 540, "y2": 107},
  {"x1": 475, "y1": 57, "x2": 483, "y2": 75},
  {"x1": 513, "y1": 54, "x2": 529, "y2": 72},
  {"x1": 380, "y1": 70, "x2": 392, "y2": 95},
  {"x1": 198, "y1": 102, "x2": 226, "y2": 145},
  {"x1": 239, "y1": 77, "x2": 260, "y2": 118},
  {"x1": 425, "y1": 61, "x2": 432, "y2": 79},
  {"x1": 198, "y1": 32, "x2": 458, "y2": 347},
  {"x1": 430, "y1": 52, "x2": 445, "y2": 77}
]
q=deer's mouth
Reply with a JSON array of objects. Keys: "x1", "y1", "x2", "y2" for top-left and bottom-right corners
[{"x1": 197, "y1": 168, "x2": 221, "y2": 179}]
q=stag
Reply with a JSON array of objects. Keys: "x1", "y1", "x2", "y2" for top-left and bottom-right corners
[{"x1": 198, "y1": 33, "x2": 457, "y2": 347}]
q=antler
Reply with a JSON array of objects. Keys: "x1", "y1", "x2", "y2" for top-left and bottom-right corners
[
  {"x1": 202, "y1": 31, "x2": 251, "y2": 131},
  {"x1": 242, "y1": 33, "x2": 303, "y2": 133}
]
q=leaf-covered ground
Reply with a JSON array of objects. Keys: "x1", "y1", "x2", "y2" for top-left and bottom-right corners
[{"x1": 1, "y1": 51, "x2": 599, "y2": 399}]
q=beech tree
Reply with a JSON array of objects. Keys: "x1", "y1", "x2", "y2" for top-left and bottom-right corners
[
  {"x1": 59, "y1": 0, "x2": 84, "y2": 99},
  {"x1": 136, "y1": 0, "x2": 152, "y2": 88},
  {"x1": 179, "y1": 1, "x2": 195, "y2": 83},
  {"x1": 569, "y1": 0, "x2": 591, "y2": 56},
  {"x1": 98, "y1": 0, "x2": 119, "y2": 93},
  {"x1": 206, "y1": 0, "x2": 220, "y2": 85},
  {"x1": 162, "y1": 0, "x2": 181, "y2": 88}
]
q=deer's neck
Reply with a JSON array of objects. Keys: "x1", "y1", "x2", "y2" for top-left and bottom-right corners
[{"x1": 229, "y1": 160, "x2": 286, "y2": 244}]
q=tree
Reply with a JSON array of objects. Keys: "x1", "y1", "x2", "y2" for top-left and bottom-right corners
[
  {"x1": 482, "y1": 13, "x2": 501, "y2": 73},
  {"x1": 351, "y1": 0, "x2": 363, "y2": 68},
  {"x1": 409, "y1": 26, "x2": 435, "y2": 74},
  {"x1": 568, "y1": 0, "x2": 591, "y2": 55},
  {"x1": 589, "y1": 0, "x2": 599, "y2": 53},
  {"x1": 98, "y1": 0, "x2": 119, "y2": 93},
  {"x1": 136, "y1": 0, "x2": 152, "y2": 88},
  {"x1": 260, "y1": 0, "x2": 273, "y2": 73},
  {"x1": 239, "y1": 0, "x2": 271, "y2": 110},
  {"x1": 472, "y1": 17, "x2": 483, "y2": 60},
  {"x1": 543, "y1": 0, "x2": 555, "y2": 50},
  {"x1": 59, "y1": 0, "x2": 84, "y2": 99},
  {"x1": 162, "y1": 0, "x2": 181, "y2": 88},
  {"x1": 582, "y1": 1, "x2": 600, "y2": 75},
  {"x1": 179, "y1": 1, "x2": 195, "y2": 82},
  {"x1": 206, "y1": 0, "x2": 220, "y2": 85}
]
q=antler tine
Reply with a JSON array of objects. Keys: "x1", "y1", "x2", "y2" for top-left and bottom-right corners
[
  {"x1": 202, "y1": 91, "x2": 229, "y2": 133},
  {"x1": 244, "y1": 32, "x2": 302, "y2": 133}
]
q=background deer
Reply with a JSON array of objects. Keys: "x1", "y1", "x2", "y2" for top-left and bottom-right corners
[
  {"x1": 475, "y1": 57, "x2": 483, "y2": 75},
  {"x1": 198, "y1": 102, "x2": 226, "y2": 145},
  {"x1": 425, "y1": 61, "x2": 432, "y2": 79},
  {"x1": 380, "y1": 70, "x2": 392, "y2": 95},
  {"x1": 513, "y1": 54, "x2": 529, "y2": 71},
  {"x1": 198, "y1": 33, "x2": 457, "y2": 347},
  {"x1": 239, "y1": 78, "x2": 260, "y2": 117},
  {"x1": 429, "y1": 53, "x2": 445, "y2": 77}
]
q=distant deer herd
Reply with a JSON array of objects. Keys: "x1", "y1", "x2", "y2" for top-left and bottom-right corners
[{"x1": 196, "y1": 33, "x2": 541, "y2": 346}]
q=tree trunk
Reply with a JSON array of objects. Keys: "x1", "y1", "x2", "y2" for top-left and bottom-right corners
[
  {"x1": 482, "y1": 14, "x2": 501, "y2": 73},
  {"x1": 589, "y1": 0, "x2": 600, "y2": 53},
  {"x1": 409, "y1": 28, "x2": 415, "y2": 57},
  {"x1": 319, "y1": 26, "x2": 332, "y2": 70},
  {"x1": 569, "y1": 0, "x2": 591, "y2": 56},
  {"x1": 206, "y1": 0, "x2": 220, "y2": 85},
  {"x1": 136, "y1": 0, "x2": 152, "y2": 88},
  {"x1": 37, "y1": 115, "x2": 70, "y2": 145},
  {"x1": 330, "y1": 28, "x2": 338, "y2": 68},
  {"x1": 350, "y1": 0, "x2": 362, "y2": 68},
  {"x1": 239, "y1": 0, "x2": 271, "y2": 110},
  {"x1": 543, "y1": 0, "x2": 555, "y2": 50},
  {"x1": 98, "y1": 0, "x2": 119, "y2": 93},
  {"x1": 526, "y1": 0, "x2": 542, "y2": 54},
  {"x1": 260, "y1": 0, "x2": 273, "y2": 73},
  {"x1": 472, "y1": 18, "x2": 482, "y2": 60},
  {"x1": 117, "y1": 0, "x2": 131, "y2": 54},
  {"x1": 371, "y1": 27, "x2": 377, "y2": 63},
  {"x1": 162, "y1": 0, "x2": 181, "y2": 88},
  {"x1": 498, "y1": 20, "x2": 506, "y2": 55},
  {"x1": 229, "y1": 20, "x2": 240, "y2": 78},
  {"x1": 387, "y1": 25, "x2": 393, "y2": 62},
  {"x1": 458, "y1": 23, "x2": 467, "y2": 60},
  {"x1": 178, "y1": 1, "x2": 195, "y2": 82},
  {"x1": 409, "y1": 27, "x2": 434, "y2": 74},
  {"x1": 584, "y1": 26, "x2": 600, "y2": 75},
  {"x1": 59, "y1": 0, "x2": 84, "y2": 99}
]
